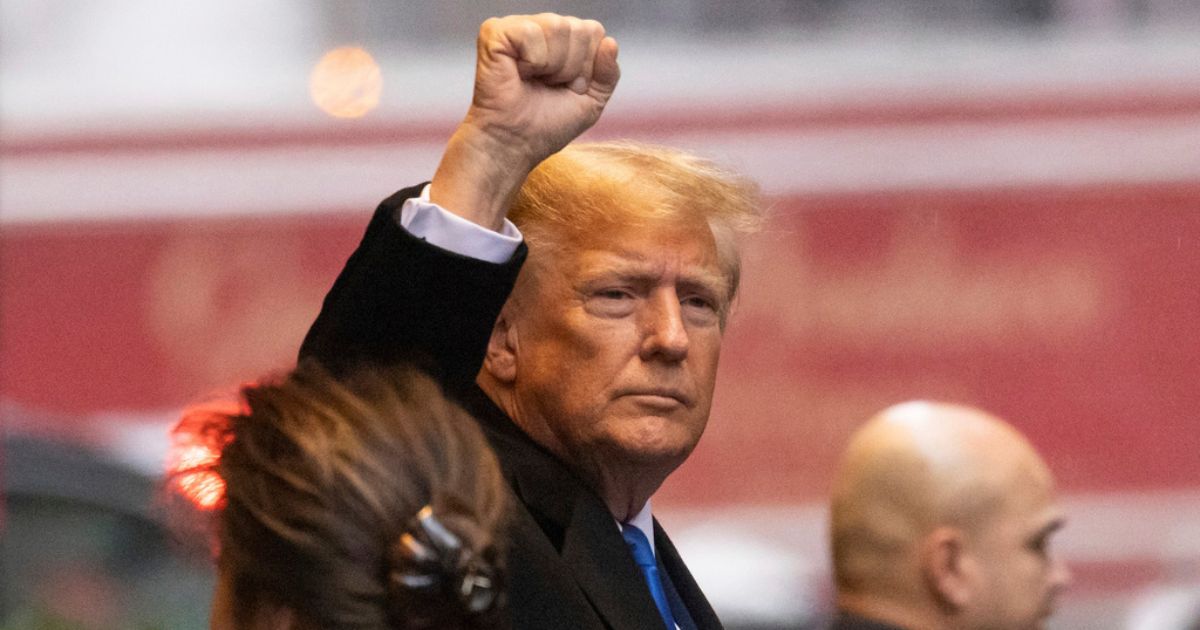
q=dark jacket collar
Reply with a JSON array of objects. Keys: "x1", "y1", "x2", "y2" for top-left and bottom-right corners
[{"x1": 461, "y1": 386, "x2": 671, "y2": 629}]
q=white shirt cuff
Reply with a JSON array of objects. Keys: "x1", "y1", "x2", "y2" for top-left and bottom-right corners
[{"x1": 396, "y1": 184, "x2": 523, "y2": 264}]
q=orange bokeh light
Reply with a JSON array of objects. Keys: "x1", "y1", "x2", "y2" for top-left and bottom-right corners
[
  {"x1": 174, "y1": 469, "x2": 226, "y2": 511},
  {"x1": 174, "y1": 443, "x2": 219, "y2": 469},
  {"x1": 169, "y1": 443, "x2": 226, "y2": 511},
  {"x1": 309, "y1": 46, "x2": 383, "y2": 119},
  {"x1": 167, "y1": 397, "x2": 242, "y2": 512}
]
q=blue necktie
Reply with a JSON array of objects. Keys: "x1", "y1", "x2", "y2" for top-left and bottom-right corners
[{"x1": 621, "y1": 525, "x2": 677, "y2": 629}]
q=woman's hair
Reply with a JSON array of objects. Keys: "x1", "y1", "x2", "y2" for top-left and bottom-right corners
[{"x1": 168, "y1": 361, "x2": 508, "y2": 629}]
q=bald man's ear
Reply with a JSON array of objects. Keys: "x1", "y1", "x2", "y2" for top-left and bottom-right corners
[
  {"x1": 921, "y1": 526, "x2": 974, "y2": 611},
  {"x1": 482, "y1": 305, "x2": 518, "y2": 384}
]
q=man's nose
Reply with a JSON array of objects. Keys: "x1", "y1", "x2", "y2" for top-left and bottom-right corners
[{"x1": 640, "y1": 291, "x2": 689, "y2": 362}]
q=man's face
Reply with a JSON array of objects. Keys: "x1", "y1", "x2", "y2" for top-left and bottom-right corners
[
  {"x1": 506, "y1": 218, "x2": 728, "y2": 485},
  {"x1": 964, "y1": 464, "x2": 1071, "y2": 630}
]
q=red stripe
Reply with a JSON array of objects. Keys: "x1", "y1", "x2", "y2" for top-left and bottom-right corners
[
  {"x1": 1066, "y1": 559, "x2": 1174, "y2": 594},
  {"x1": 4, "y1": 84, "x2": 1200, "y2": 158}
]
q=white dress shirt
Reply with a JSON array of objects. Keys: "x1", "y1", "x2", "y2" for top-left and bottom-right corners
[{"x1": 396, "y1": 184, "x2": 522, "y2": 263}]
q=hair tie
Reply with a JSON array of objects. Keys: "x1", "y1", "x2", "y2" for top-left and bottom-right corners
[{"x1": 390, "y1": 504, "x2": 501, "y2": 619}]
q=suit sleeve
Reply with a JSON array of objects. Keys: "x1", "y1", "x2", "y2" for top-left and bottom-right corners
[{"x1": 299, "y1": 184, "x2": 527, "y2": 396}]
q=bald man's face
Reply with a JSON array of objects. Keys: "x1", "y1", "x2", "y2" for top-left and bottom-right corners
[{"x1": 962, "y1": 466, "x2": 1071, "y2": 630}]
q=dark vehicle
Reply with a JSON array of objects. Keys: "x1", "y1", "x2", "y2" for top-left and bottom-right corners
[{"x1": 3, "y1": 427, "x2": 213, "y2": 629}]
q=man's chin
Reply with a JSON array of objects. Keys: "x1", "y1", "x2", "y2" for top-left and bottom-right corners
[
  {"x1": 566, "y1": 414, "x2": 705, "y2": 476},
  {"x1": 604, "y1": 428, "x2": 699, "y2": 469}
]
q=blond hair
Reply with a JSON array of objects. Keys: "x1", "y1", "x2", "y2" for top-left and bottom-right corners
[{"x1": 509, "y1": 141, "x2": 763, "y2": 304}]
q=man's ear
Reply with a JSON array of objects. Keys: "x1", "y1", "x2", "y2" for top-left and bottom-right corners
[
  {"x1": 921, "y1": 526, "x2": 974, "y2": 611},
  {"x1": 482, "y1": 305, "x2": 518, "y2": 383}
]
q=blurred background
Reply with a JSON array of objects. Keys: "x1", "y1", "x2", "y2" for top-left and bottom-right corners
[{"x1": 3, "y1": 1, "x2": 1199, "y2": 628}]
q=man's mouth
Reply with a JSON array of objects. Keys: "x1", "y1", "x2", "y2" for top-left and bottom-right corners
[{"x1": 620, "y1": 388, "x2": 693, "y2": 408}]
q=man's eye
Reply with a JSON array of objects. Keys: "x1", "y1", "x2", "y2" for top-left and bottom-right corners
[
  {"x1": 586, "y1": 288, "x2": 638, "y2": 317},
  {"x1": 682, "y1": 295, "x2": 717, "y2": 311}
]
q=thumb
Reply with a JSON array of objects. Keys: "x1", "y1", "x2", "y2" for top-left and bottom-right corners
[{"x1": 591, "y1": 36, "x2": 620, "y2": 95}]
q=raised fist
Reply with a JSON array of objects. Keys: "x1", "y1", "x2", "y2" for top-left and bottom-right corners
[
  {"x1": 467, "y1": 13, "x2": 619, "y2": 163},
  {"x1": 430, "y1": 14, "x2": 620, "y2": 229}
]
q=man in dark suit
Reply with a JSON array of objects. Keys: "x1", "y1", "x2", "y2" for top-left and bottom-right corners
[
  {"x1": 300, "y1": 13, "x2": 761, "y2": 630},
  {"x1": 827, "y1": 402, "x2": 1072, "y2": 630}
]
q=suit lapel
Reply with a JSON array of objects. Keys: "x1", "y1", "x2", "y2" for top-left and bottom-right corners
[
  {"x1": 500, "y1": 436, "x2": 665, "y2": 628},
  {"x1": 655, "y1": 519, "x2": 723, "y2": 630},
  {"x1": 466, "y1": 388, "x2": 711, "y2": 629},
  {"x1": 557, "y1": 491, "x2": 666, "y2": 628},
  {"x1": 658, "y1": 554, "x2": 698, "y2": 630}
]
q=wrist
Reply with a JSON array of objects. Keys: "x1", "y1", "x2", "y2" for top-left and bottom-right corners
[{"x1": 429, "y1": 123, "x2": 537, "y2": 231}]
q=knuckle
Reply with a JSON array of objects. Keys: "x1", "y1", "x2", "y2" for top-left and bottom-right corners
[
  {"x1": 582, "y1": 19, "x2": 605, "y2": 38},
  {"x1": 518, "y1": 20, "x2": 541, "y2": 39},
  {"x1": 479, "y1": 17, "x2": 501, "y2": 37},
  {"x1": 534, "y1": 12, "x2": 565, "y2": 30},
  {"x1": 488, "y1": 15, "x2": 538, "y2": 41}
]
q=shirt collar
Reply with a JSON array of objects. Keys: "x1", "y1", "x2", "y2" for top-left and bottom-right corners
[{"x1": 618, "y1": 499, "x2": 655, "y2": 557}]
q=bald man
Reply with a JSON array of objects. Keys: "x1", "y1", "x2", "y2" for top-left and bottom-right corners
[{"x1": 828, "y1": 402, "x2": 1072, "y2": 630}]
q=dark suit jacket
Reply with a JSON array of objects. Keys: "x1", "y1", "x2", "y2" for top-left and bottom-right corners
[{"x1": 300, "y1": 185, "x2": 722, "y2": 630}]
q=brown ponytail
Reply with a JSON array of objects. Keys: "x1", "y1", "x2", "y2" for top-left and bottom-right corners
[{"x1": 170, "y1": 361, "x2": 508, "y2": 629}]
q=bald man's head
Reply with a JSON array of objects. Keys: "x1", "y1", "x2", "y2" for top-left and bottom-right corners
[{"x1": 830, "y1": 402, "x2": 1070, "y2": 630}]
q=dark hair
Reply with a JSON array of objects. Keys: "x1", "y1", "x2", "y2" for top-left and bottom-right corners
[{"x1": 169, "y1": 361, "x2": 508, "y2": 629}]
